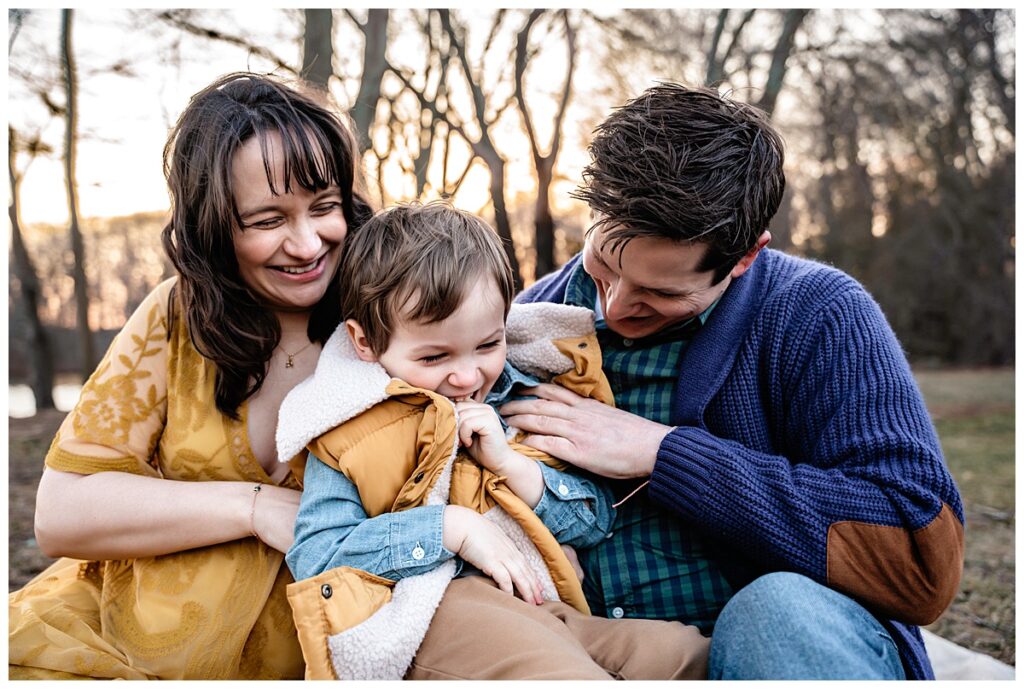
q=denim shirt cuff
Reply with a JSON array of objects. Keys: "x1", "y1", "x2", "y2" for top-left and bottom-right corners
[
  {"x1": 387, "y1": 504, "x2": 454, "y2": 572},
  {"x1": 534, "y1": 463, "x2": 591, "y2": 530}
]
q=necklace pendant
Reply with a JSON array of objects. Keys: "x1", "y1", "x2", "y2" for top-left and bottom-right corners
[{"x1": 285, "y1": 355, "x2": 295, "y2": 368}]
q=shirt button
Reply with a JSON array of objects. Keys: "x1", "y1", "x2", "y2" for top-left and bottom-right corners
[
  {"x1": 412, "y1": 546, "x2": 426, "y2": 560},
  {"x1": 611, "y1": 606, "x2": 625, "y2": 619},
  {"x1": 622, "y1": 338, "x2": 634, "y2": 347},
  {"x1": 605, "y1": 531, "x2": 615, "y2": 540},
  {"x1": 558, "y1": 483, "x2": 570, "y2": 497}
]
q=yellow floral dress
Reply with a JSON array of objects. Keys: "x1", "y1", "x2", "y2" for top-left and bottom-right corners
[{"x1": 8, "y1": 279, "x2": 305, "y2": 679}]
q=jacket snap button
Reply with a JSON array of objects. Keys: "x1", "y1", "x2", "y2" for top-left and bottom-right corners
[
  {"x1": 414, "y1": 471, "x2": 425, "y2": 483},
  {"x1": 321, "y1": 584, "x2": 333, "y2": 599},
  {"x1": 578, "y1": 342, "x2": 587, "y2": 349}
]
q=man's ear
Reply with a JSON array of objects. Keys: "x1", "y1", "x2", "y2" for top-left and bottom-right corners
[
  {"x1": 730, "y1": 230, "x2": 772, "y2": 280},
  {"x1": 345, "y1": 320, "x2": 379, "y2": 363}
]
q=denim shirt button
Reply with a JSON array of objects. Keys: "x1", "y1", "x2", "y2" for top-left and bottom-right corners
[
  {"x1": 412, "y1": 545, "x2": 426, "y2": 560},
  {"x1": 558, "y1": 483, "x2": 570, "y2": 497}
]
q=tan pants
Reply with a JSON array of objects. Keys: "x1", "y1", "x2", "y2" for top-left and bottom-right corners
[{"x1": 407, "y1": 575, "x2": 709, "y2": 680}]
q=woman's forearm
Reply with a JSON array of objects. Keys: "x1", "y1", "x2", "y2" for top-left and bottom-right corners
[{"x1": 34, "y1": 468, "x2": 298, "y2": 559}]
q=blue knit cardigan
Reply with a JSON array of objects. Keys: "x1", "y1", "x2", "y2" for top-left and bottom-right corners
[{"x1": 519, "y1": 249, "x2": 965, "y2": 680}]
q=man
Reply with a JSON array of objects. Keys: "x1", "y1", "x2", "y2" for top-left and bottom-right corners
[{"x1": 502, "y1": 83, "x2": 964, "y2": 680}]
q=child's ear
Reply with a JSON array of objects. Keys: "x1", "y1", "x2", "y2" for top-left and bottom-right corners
[{"x1": 345, "y1": 320, "x2": 379, "y2": 363}]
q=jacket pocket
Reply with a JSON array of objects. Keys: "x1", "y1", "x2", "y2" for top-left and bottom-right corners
[{"x1": 286, "y1": 566, "x2": 395, "y2": 679}]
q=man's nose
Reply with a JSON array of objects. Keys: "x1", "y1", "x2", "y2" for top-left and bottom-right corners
[{"x1": 604, "y1": 280, "x2": 638, "y2": 319}]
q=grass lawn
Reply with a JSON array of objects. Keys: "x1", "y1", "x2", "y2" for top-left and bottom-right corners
[
  {"x1": 7, "y1": 368, "x2": 1015, "y2": 666},
  {"x1": 916, "y1": 368, "x2": 1015, "y2": 666}
]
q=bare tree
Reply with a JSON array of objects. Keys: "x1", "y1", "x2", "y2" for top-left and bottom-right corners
[
  {"x1": 61, "y1": 9, "x2": 96, "y2": 374},
  {"x1": 344, "y1": 9, "x2": 389, "y2": 152},
  {"x1": 302, "y1": 9, "x2": 333, "y2": 89},
  {"x1": 757, "y1": 9, "x2": 811, "y2": 115},
  {"x1": 705, "y1": 9, "x2": 756, "y2": 86},
  {"x1": 9, "y1": 126, "x2": 55, "y2": 409},
  {"x1": 436, "y1": 9, "x2": 523, "y2": 289},
  {"x1": 514, "y1": 9, "x2": 577, "y2": 279}
]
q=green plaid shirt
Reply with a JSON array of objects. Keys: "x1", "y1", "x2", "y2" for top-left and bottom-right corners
[{"x1": 564, "y1": 261, "x2": 735, "y2": 633}]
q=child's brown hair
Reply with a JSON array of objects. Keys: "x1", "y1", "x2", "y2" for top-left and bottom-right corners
[{"x1": 340, "y1": 202, "x2": 515, "y2": 355}]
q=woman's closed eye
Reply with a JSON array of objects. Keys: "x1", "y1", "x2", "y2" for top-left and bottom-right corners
[
  {"x1": 312, "y1": 201, "x2": 342, "y2": 215},
  {"x1": 243, "y1": 216, "x2": 284, "y2": 230}
]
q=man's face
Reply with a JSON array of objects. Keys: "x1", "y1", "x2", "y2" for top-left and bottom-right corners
[{"x1": 581, "y1": 224, "x2": 739, "y2": 340}]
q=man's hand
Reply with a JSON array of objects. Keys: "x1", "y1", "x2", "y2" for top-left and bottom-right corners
[
  {"x1": 499, "y1": 383, "x2": 672, "y2": 479},
  {"x1": 443, "y1": 505, "x2": 544, "y2": 605}
]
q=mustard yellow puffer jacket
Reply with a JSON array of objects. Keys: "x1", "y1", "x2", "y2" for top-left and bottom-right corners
[{"x1": 275, "y1": 302, "x2": 613, "y2": 680}]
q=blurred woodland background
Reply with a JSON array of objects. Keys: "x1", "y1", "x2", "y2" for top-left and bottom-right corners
[{"x1": 6, "y1": 7, "x2": 1016, "y2": 666}]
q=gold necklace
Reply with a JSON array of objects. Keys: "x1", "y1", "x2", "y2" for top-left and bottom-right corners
[{"x1": 278, "y1": 340, "x2": 315, "y2": 368}]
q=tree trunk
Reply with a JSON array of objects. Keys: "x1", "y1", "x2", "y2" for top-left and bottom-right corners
[
  {"x1": 757, "y1": 9, "x2": 809, "y2": 116},
  {"x1": 9, "y1": 127, "x2": 55, "y2": 409},
  {"x1": 61, "y1": 9, "x2": 96, "y2": 375},
  {"x1": 533, "y1": 160, "x2": 556, "y2": 280},
  {"x1": 481, "y1": 150, "x2": 522, "y2": 292},
  {"x1": 351, "y1": 9, "x2": 389, "y2": 152},
  {"x1": 302, "y1": 9, "x2": 334, "y2": 90},
  {"x1": 514, "y1": 9, "x2": 575, "y2": 282}
]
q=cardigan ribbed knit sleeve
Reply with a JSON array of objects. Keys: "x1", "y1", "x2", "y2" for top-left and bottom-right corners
[{"x1": 648, "y1": 269, "x2": 964, "y2": 627}]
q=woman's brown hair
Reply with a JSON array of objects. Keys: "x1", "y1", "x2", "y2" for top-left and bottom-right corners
[{"x1": 161, "y1": 72, "x2": 372, "y2": 418}]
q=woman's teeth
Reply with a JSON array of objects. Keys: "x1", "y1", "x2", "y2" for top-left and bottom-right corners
[{"x1": 280, "y1": 259, "x2": 318, "y2": 274}]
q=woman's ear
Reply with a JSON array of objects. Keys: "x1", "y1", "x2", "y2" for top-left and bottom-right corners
[{"x1": 345, "y1": 320, "x2": 379, "y2": 363}]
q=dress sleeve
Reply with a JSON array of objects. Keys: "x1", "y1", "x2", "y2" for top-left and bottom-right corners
[{"x1": 44, "y1": 279, "x2": 176, "y2": 478}]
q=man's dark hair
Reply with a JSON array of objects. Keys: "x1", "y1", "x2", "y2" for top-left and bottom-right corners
[{"x1": 572, "y1": 83, "x2": 785, "y2": 284}]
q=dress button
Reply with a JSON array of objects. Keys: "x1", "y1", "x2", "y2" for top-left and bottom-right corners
[
  {"x1": 412, "y1": 546, "x2": 426, "y2": 560},
  {"x1": 611, "y1": 606, "x2": 625, "y2": 619},
  {"x1": 558, "y1": 483, "x2": 570, "y2": 497},
  {"x1": 321, "y1": 584, "x2": 333, "y2": 599}
]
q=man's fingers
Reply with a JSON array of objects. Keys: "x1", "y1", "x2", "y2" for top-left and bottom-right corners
[
  {"x1": 502, "y1": 412, "x2": 575, "y2": 439},
  {"x1": 517, "y1": 433, "x2": 578, "y2": 462},
  {"x1": 519, "y1": 383, "x2": 584, "y2": 405}
]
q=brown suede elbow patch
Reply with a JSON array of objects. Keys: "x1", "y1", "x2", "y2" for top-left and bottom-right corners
[{"x1": 826, "y1": 503, "x2": 964, "y2": 625}]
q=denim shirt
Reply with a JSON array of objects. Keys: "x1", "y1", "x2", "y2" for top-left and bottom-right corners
[{"x1": 286, "y1": 362, "x2": 616, "y2": 582}]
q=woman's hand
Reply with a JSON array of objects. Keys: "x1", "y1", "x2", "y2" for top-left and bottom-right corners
[
  {"x1": 500, "y1": 384, "x2": 672, "y2": 479},
  {"x1": 443, "y1": 505, "x2": 544, "y2": 605},
  {"x1": 249, "y1": 483, "x2": 303, "y2": 553}
]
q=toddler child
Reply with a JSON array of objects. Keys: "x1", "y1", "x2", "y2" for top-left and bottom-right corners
[{"x1": 276, "y1": 202, "x2": 708, "y2": 680}]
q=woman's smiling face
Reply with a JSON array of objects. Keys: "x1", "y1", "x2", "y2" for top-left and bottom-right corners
[{"x1": 230, "y1": 130, "x2": 347, "y2": 313}]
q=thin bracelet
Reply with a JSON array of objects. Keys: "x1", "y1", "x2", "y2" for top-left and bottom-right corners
[{"x1": 249, "y1": 484, "x2": 263, "y2": 542}]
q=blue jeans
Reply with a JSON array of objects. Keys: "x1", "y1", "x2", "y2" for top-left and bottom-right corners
[{"x1": 709, "y1": 572, "x2": 906, "y2": 680}]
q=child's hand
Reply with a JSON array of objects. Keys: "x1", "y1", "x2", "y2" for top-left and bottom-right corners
[
  {"x1": 455, "y1": 401, "x2": 517, "y2": 474},
  {"x1": 442, "y1": 505, "x2": 544, "y2": 605},
  {"x1": 455, "y1": 400, "x2": 545, "y2": 508}
]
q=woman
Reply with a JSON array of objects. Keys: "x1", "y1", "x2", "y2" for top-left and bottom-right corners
[{"x1": 8, "y1": 72, "x2": 372, "y2": 679}]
